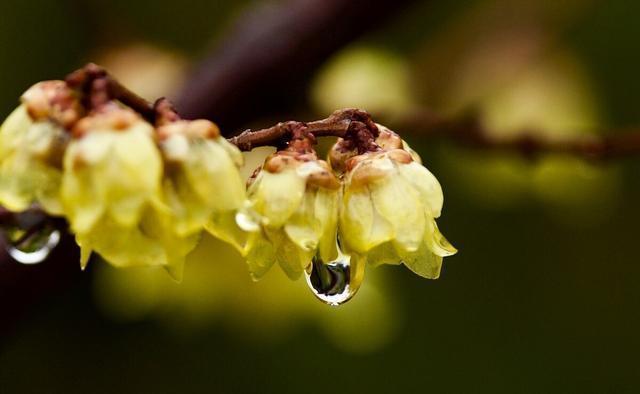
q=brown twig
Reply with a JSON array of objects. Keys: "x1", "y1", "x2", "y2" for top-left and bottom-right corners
[
  {"x1": 229, "y1": 108, "x2": 379, "y2": 151},
  {"x1": 65, "y1": 63, "x2": 155, "y2": 121},
  {"x1": 396, "y1": 110, "x2": 640, "y2": 161}
]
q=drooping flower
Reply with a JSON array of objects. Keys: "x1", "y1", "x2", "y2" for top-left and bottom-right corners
[
  {"x1": 156, "y1": 118, "x2": 246, "y2": 238},
  {"x1": 61, "y1": 104, "x2": 162, "y2": 233},
  {"x1": 335, "y1": 125, "x2": 457, "y2": 278},
  {"x1": 242, "y1": 143, "x2": 341, "y2": 280},
  {"x1": 60, "y1": 103, "x2": 199, "y2": 275},
  {"x1": 0, "y1": 81, "x2": 82, "y2": 214}
]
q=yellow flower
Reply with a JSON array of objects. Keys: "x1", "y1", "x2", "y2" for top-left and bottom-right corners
[
  {"x1": 60, "y1": 104, "x2": 199, "y2": 275},
  {"x1": 75, "y1": 206, "x2": 199, "y2": 280},
  {"x1": 156, "y1": 119, "x2": 246, "y2": 238},
  {"x1": 337, "y1": 127, "x2": 457, "y2": 279},
  {"x1": 61, "y1": 105, "x2": 162, "y2": 234},
  {"x1": 0, "y1": 81, "x2": 81, "y2": 214},
  {"x1": 242, "y1": 151, "x2": 340, "y2": 280}
]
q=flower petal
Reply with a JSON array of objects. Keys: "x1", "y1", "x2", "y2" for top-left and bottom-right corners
[
  {"x1": 370, "y1": 173, "x2": 425, "y2": 252},
  {"x1": 284, "y1": 190, "x2": 321, "y2": 251},
  {"x1": 340, "y1": 186, "x2": 393, "y2": 253},
  {"x1": 316, "y1": 188, "x2": 339, "y2": 262},
  {"x1": 249, "y1": 169, "x2": 306, "y2": 228},
  {"x1": 397, "y1": 161, "x2": 443, "y2": 218},
  {"x1": 425, "y1": 219, "x2": 458, "y2": 257},
  {"x1": 245, "y1": 231, "x2": 277, "y2": 281},
  {"x1": 401, "y1": 242, "x2": 443, "y2": 279}
]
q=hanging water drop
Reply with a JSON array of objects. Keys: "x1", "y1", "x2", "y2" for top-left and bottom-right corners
[
  {"x1": 305, "y1": 247, "x2": 365, "y2": 306},
  {"x1": 1, "y1": 209, "x2": 61, "y2": 265}
]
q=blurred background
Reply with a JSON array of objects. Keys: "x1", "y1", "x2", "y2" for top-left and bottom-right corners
[{"x1": 1, "y1": 0, "x2": 640, "y2": 392}]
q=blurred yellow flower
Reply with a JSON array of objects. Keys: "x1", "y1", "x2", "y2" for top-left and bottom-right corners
[
  {"x1": 157, "y1": 119, "x2": 246, "y2": 238},
  {"x1": 311, "y1": 46, "x2": 414, "y2": 118},
  {"x1": 0, "y1": 81, "x2": 81, "y2": 214},
  {"x1": 60, "y1": 104, "x2": 197, "y2": 272},
  {"x1": 61, "y1": 105, "x2": 162, "y2": 233}
]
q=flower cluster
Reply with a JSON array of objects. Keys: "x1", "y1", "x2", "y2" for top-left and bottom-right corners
[
  {"x1": 0, "y1": 81, "x2": 245, "y2": 279},
  {"x1": 0, "y1": 72, "x2": 456, "y2": 291}
]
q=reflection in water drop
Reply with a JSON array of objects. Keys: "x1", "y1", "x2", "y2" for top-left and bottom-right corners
[
  {"x1": 305, "y1": 247, "x2": 365, "y2": 306},
  {"x1": 1, "y1": 209, "x2": 61, "y2": 265},
  {"x1": 6, "y1": 227, "x2": 61, "y2": 265}
]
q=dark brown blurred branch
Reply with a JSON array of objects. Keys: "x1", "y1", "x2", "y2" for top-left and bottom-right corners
[
  {"x1": 175, "y1": 0, "x2": 419, "y2": 131},
  {"x1": 397, "y1": 109, "x2": 640, "y2": 161}
]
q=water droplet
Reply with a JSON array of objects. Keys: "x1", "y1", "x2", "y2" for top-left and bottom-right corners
[
  {"x1": 6, "y1": 226, "x2": 60, "y2": 265},
  {"x1": 2, "y1": 210, "x2": 61, "y2": 265},
  {"x1": 305, "y1": 247, "x2": 365, "y2": 306},
  {"x1": 235, "y1": 203, "x2": 261, "y2": 232},
  {"x1": 236, "y1": 210, "x2": 259, "y2": 232}
]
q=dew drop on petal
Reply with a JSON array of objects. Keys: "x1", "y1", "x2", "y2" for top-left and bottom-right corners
[
  {"x1": 235, "y1": 208, "x2": 260, "y2": 232},
  {"x1": 304, "y1": 246, "x2": 365, "y2": 306}
]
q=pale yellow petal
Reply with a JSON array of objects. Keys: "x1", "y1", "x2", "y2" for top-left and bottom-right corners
[
  {"x1": 401, "y1": 242, "x2": 443, "y2": 279},
  {"x1": 183, "y1": 140, "x2": 245, "y2": 212},
  {"x1": 316, "y1": 188, "x2": 339, "y2": 262},
  {"x1": 250, "y1": 170, "x2": 305, "y2": 228},
  {"x1": 205, "y1": 210, "x2": 249, "y2": 254},
  {"x1": 340, "y1": 187, "x2": 393, "y2": 253},
  {"x1": 267, "y1": 228, "x2": 312, "y2": 280},
  {"x1": 245, "y1": 231, "x2": 277, "y2": 280},
  {"x1": 366, "y1": 242, "x2": 401, "y2": 267},
  {"x1": 0, "y1": 105, "x2": 32, "y2": 156},
  {"x1": 284, "y1": 190, "x2": 321, "y2": 251},
  {"x1": 371, "y1": 174, "x2": 425, "y2": 252},
  {"x1": 397, "y1": 161, "x2": 444, "y2": 218},
  {"x1": 425, "y1": 219, "x2": 458, "y2": 257}
]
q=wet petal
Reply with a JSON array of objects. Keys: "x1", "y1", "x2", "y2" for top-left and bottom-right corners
[
  {"x1": 268, "y1": 228, "x2": 312, "y2": 280},
  {"x1": 183, "y1": 139, "x2": 245, "y2": 212},
  {"x1": 425, "y1": 219, "x2": 458, "y2": 257},
  {"x1": 401, "y1": 242, "x2": 443, "y2": 279},
  {"x1": 284, "y1": 190, "x2": 321, "y2": 251},
  {"x1": 205, "y1": 210, "x2": 249, "y2": 254},
  {"x1": 366, "y1": 242, "x2": 401, "y2": 267},
  {"x1": 397, "y1": 161, "x2": 443, "y2": 218},
  {"x1": 316, "y1": 188, "x2": 339, "y2": 262},
  {"x1": 250, "y1": 170, "x2": 306, "y2": 228},
  {"x1": 371, "y1": 174, "x2": 425, "y2": 252},
  {"x1": 340, "y1": 187, "x2": 393, "y2": 253},
  {"x1": 245, "y1": 231, "x2": 277, "y2": 281}
]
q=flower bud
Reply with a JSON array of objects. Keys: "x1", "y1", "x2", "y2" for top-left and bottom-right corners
[
  {"x1": 339, "y1": 127, "x2": 456, "y2": 279},
  {"x1": 156, "y1": 119, "x2": 246, "y2": 238},
  {"x1": 243, "y1": 149, "x2": 340, "y2": 280},
  {"x1": 0, "y1": 81, "x2": 81, "y2": 214},
  {"x1": 61, "y1": 105, "x2": 162, "y2": 234}
]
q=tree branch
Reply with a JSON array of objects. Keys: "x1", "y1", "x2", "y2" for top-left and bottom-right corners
[
  {"x1": 174, "y1": 0, "x2": 419, "y2": 131},
  {"x1": 396, "y1": 109, "x2": 640, "y2": 161},
  {"x1": 65, "y1": 63, "x2": 155, "y2": 121},
  {"x1": 229, "y1": 108, "x2": 377, "y2": 151}
]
